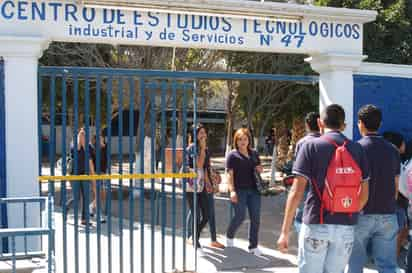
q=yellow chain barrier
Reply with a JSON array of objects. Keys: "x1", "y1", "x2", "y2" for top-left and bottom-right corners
[{"x1": 38, "y1": 172, "x2": 197, "y2": 183}]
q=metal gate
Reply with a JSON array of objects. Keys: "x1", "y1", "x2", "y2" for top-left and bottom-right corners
[{"x1": 38, "y1": 67, "x2": 199, "y2": 273}]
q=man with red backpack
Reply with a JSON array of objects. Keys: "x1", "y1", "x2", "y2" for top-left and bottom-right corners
[
  {"x1": 277, "y1": 104, "x2": 370, "y2": 273},
  {"x1": 347, "y1": 105, "x2": 400, "y2": 273}
]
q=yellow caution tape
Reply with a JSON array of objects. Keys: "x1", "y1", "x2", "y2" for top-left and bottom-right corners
[{"x1": 38, "y1": 172, "x2": 197, "y2": 183}]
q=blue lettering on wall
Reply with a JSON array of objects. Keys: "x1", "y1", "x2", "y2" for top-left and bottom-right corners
[
  {"x1": 309, "y1": 21, "x2": 318, "y2": 36},
  {"x1": 1, "y1": 1, "x2": 14, "y2": 20},
  {"x1": 253, "y1": 20, "x2": 262, "y2": 33},
  {"x1": 65, "y1": 4, "x2": 77, "y2": 22},
  {"x1": 133, "y1": 11, "x2": 143, "y2": 26},
  {"x1": 335, "y1": 24, "x2": 343, "y2": 37},
  {"x1": 17, "y1": 1, "x2": 28, "y2": 20},
  {"x1": 148, "y1": 12, "x2": 159, "y2": 27},
  {"x1": 209, "y1": 17, "x2": 219, "y2": 31},
  {"x1": 289, "y1": 22, "x2": 297, "y2": 35},
  {"x1": 82, "y1": 7, "x2": 95, "y2": 22},
  {"x1": 32, "y1": 2, "x2": 45, "y2": 21},
  {"x1": 103, "y1": 9, "x2": 115, "y2": 24},
  {"x1": 191, "y1": 15, "x2": 202, "y2": 30},
  {"x1": 48, "y1": 2, "x2": 62, "y2": 21},
  {"x1": 177, "y1": 14, "x2": 188, "y2": 29},
  {"x1": 352, "y1": 24, "x2": 360, "y2": 39},
  {"x1": 117, "y1": 10, "x2": 125, "y2": 25},
  {"x1": 221, "y1": 18, "x2": 232, "y2": 32}
]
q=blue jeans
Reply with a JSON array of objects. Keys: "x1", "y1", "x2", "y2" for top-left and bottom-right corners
[
  {"x1": 298, "y1": 224, "x2": 354, "y2": 273},
  {"x1": 226, "y1": 188, "x2": 261, "y2": 249},
  {"x1": 186, "y1": 192, "x2": 217, "y2": 242},
  {"x1": 348, "y1": 214, "x2": 398, "y2": 273}
]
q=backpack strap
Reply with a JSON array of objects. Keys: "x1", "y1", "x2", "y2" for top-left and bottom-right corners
[
  {"x1": 322, "y1": 135, "x2": 349, "y2": 148},
  {"x1": 310, "y1": 178, "x2": 325, "y2": 224}
]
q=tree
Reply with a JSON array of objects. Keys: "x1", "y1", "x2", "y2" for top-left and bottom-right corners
[{"x1": 316, "y1": 0, "x2": 412, "y2": 64}]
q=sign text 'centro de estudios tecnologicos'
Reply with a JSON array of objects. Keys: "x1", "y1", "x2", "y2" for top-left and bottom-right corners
[{"x1": 0, "y1": 0, "x2": 363, "y2": 54}]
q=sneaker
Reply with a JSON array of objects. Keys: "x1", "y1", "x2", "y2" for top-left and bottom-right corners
[
  {"x1": 210, "y1": 241, "x2": 225, "y2": 249},
  {"x1": 226, "y1": 238, "x2": 234, "y2": 247},
  {"x1": 249, "y1": 248, "x2": 262, "y2": 257},
  {"x1": 89, "y1": 204, "x2": 96, "y2": 217}
]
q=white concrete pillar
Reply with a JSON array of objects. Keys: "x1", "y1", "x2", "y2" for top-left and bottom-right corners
[
  {"x1": 305, "y1": 54, "x2": 366, "y2": 139},
  {"x1": 0, "y1": 36, "x2": 50, "y2": 250}
]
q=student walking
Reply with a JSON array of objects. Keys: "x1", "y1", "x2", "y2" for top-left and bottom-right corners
[
  {"x1": 186, "y1": 124, "x2": 224, "y2": 250},
  {"x1": 293, "y1": 112, "x2": 320, "y2": 232},
  {"x1": 226, "y1": 128, "x2": 264, "y2": 256},
  {"x1": 347, "y1": 105, "x2": 400, "y2": 273},
  {"x1": 277, "y1": 104, "x2": 369, "y2": 273}
]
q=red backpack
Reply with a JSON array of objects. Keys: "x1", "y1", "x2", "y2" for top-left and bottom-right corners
[{"x1": 312, "y1": 136, "x2": 362, "y2": 224}]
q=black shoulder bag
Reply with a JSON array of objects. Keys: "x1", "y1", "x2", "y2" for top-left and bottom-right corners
[{"x1": 251, "y1": 151, "x2": 267, "y2": 194}]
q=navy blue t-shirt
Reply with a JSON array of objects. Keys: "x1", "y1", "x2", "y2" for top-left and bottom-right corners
[
  {"x1": 294, "y1": 132, "x2": 321, "y2": 223},
  {"x1": 358, "y1": 134, "x2": 400, "y2": 214},
  {"x1": 295, "y1": 132, "x2": 321, "y2": 157},
  {"x1": 292, "y1": 131, "x2": 370, "y2": 225},
  {"x1": 226, "y1": 149, "x2": 261, "y2": 190}
]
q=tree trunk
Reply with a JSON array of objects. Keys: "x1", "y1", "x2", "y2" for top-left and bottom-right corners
[{"x1": 225, "y1": 80, "x2": 235, "y2": 156}]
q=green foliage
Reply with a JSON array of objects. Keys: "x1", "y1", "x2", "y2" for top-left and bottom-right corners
[{"x1": 315, "y1": 0, "x2": 412, "y2": 64}]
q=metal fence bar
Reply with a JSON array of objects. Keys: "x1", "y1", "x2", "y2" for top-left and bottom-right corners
[
  {"x1": 106, "y1": 76, "x2": 113, "y2": 273},
  {"x1": 47, "y1": 191, "x2": 54, "y2": 273},
  {"x1": 160, "y1": 81, "x2": 167, "y2": 273},
  {"x1": 193, "y1": 81, "x2": 198, "y2": 271},
  {"x1": 49, "y1": 73, "x2": 56, "y2": 199},
  {"x1": 84, "y1": 76, "x2": 92, "y2": 273},
  {"x1": 39, "y1": 67, "x2": 319, "y2": 84},
  {"x1": 23, "y1": 202, "x2": 27, "y2": 255},
  {"x1": 61, "y1": 73, "x2": 68, "y2": 273},
  {"x1": 73, "y1": 73, "x2": 80, "y2": 273},
  {"x1": 171, "y1": 81, "x2": 177, "y2": 271},
  {"x1": 95, "y1": 75, "x2": 102, "y2": 273},
  {"x1": 139, "y1": 78, "x2": 145, "y2": 273},
  {"x1": 182, "y1": 82, "x2": 188, "y2": 272},
  {"x1": 149, "y1": 83, "x2": 156, "y2": 273},
  {"x1": 128, "y1": 76, "x2": 135, "y2": 273},
  {"x1": 118, "y1": 77, "x2": 124, "y2": 273}
]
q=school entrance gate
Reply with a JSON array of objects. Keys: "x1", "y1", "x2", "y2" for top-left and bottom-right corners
[
  {"x1": 37, "y1": 66, "x2": 318, "y2": 273},
  {"x1": 0, "y1": 0, "x2": 377, "y2": 272}
]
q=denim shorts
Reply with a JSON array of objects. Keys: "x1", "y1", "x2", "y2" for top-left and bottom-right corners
[{"x1": 396, "y1": 206, "x2": 408, "y2": 230}]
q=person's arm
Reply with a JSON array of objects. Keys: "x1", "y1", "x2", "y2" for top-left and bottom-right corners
[
  {"x1": 227, "y1": 169, "x2": 238, "y2": 203},
  {"x1": 197, "y1": 139, "x2": 207, "y2": 168},
  {"x1": 359, "y1": 181, "x2": 369, "y2": 210},
  {"x1": 277, "y1": 176, "x2": 307, "y2": 253},
  {"x1": 395, "y1": 175, "x2": 399, "y2": 200}
]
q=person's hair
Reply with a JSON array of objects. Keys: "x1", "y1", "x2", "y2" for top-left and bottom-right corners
[
  {"x1": 233, "y1": 128, "x2": 252, "y2": 150},
  {"x1": 383, "y1": 131, "x2": 405, "y2": 150},
  {"x1": 305, "y1": 112, "x2": 320, "y2": 132},
  {"x1": 358, "y1": 104, "x2": 382, "y2": 131},
  {"x1": 188, "y1": 123, "x2": 207, "y2": 143},
  {"x1": 320, "y1": 104, "x2": 345, "y2": 130}
]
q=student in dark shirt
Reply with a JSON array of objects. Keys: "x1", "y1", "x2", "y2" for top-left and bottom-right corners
[
  {"x1": 90, "y1": 134, "x2": 108, "y2": 222},
  {"x1": 185, "y1": 124, "x2": 224, "y2": 252},
  {"x1": 293, "y1": 112, "x2": 320, "y2": 233},
  {"x1": 226, "y1": 128, "x2": 263, "y2": 256},
  {"x1": 347, "y1": 105, "x2": 400, "y2": 273},
  {"x1": 66, "y1": 128, "x2": 96, "y2": 226},
  {"x1": 383, "y1": 131, "x2": 409, "y2": 261},
  {"x1": 277, "y1": 104, "x2": 369, "y2": 273}
]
